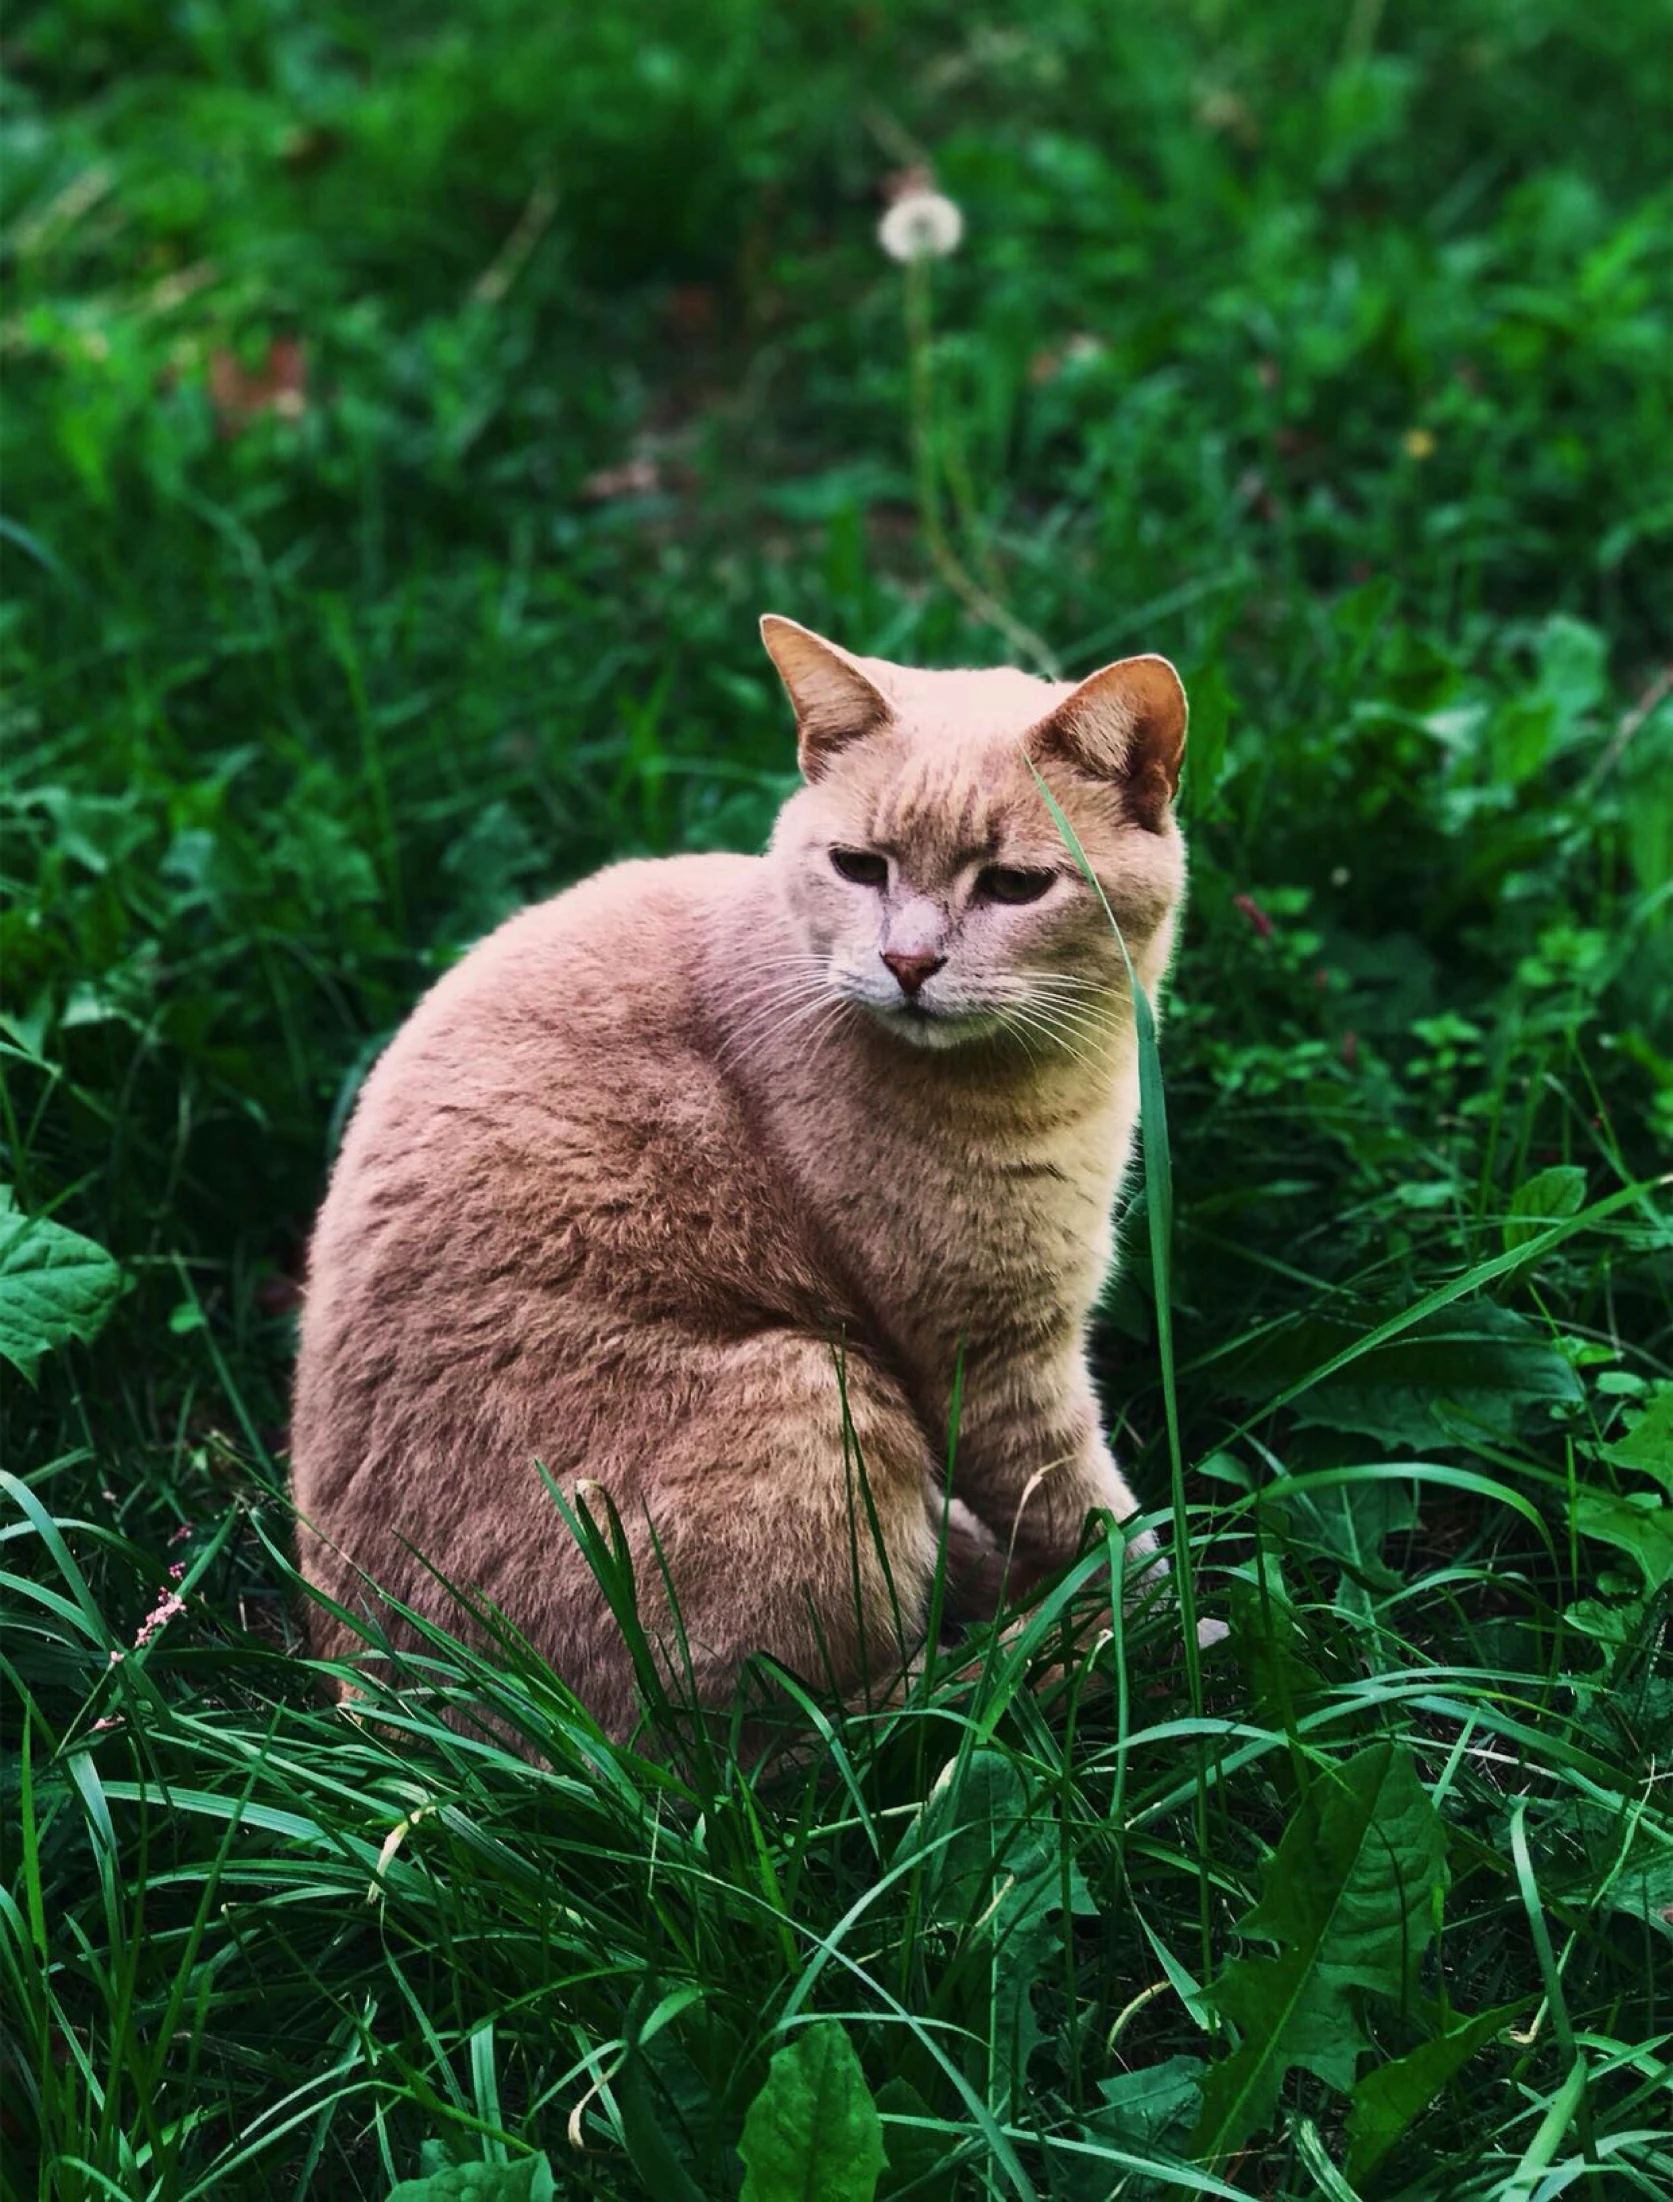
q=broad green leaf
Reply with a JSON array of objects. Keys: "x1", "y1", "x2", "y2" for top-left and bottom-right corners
[
  {"x1": 0, "y1": 1196, "x2": 123, "y2": 1383},
  {"x1": 875, "y1": 2077, "x2": 957, "y2": 2202},
  {"x1": 737, "y1": 2022, "x2": 885, "y2": 2202},
  {"x1": 1344, "y1": 2003, "x2": 1519, "y2": 2182},
  {"x1": 1534, "y1": 612, "x2": 1608, "y2": 725},
  {"x1": 1093, "y1": 2055, "x2": 1204, "y2": 2149},
  {"x1": 1563, "y1": 1595, "x2": 1645, "y2": 1650},
  {"x1": 1231, "y1": 1300, "x2": 1584, "y2": 1450},
  {"x1": 28, "y1": 786, "x2": 153, "y2": 875},
  {"x1": 1573, "y1": 1488, "x2": 1673, "y2": 1597},
  {"x1": 1061, "y1": 2057, "x2": 1208, "y2": 2201},
  {"x1": 1265, "y1": 1476, "x2": 1417, "y2": 1583},
  {"x1": 896, "y1": 1749, "x2": 1097, "y2": 2106},
  {"x1": 1486, "y1": 694, "x2": 1558, "y2": 787},
  {"x1": 386, "y1": 2155, "x2": 555, "y2": 2202},
  {"x1": 1602, "y1": 1387, "x2": 1673, "y2": 1494},
  {"x1": 1505, "y1": 1166, "x2": 1587, "y2": 1251},
  {"x1": 1262, "y1": 1473, "x2": 1420, "y2": 1635},
  {"x1": 1192, "y1": 1742, "x2": 1449, "y2": 2160}
]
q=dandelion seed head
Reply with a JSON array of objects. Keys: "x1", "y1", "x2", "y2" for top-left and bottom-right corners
[{"x1": 879, "y1": 190, "x2": 964, "y2": 264}]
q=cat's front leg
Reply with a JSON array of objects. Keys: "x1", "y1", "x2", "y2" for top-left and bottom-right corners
[
  {"x1": 951, "y1": 1352, "x2": 1159, "y2": 1615},
  {"x1": 927, "y1": 1486, "x2": 1010, "y2": 1629}
]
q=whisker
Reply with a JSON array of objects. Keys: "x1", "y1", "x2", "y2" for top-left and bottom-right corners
[
  {"x1": 716, "y1": 980, "x2": 836, "y2": 1067},
  {"x1": 997, "y1": 999, "x2": 1123, "y2": 1074},
  {"x1": 723, "y1": 989, "x2": 857, "y2": 1077}
]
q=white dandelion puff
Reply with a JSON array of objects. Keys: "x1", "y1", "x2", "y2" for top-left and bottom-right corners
[{"x1": 878, "y1": 190, "x2": 963, "y2": 264}]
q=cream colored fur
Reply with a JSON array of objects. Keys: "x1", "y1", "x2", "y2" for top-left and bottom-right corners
[{"x1": 290, "y1": 617, "x2": 1190, "y2": 1739}]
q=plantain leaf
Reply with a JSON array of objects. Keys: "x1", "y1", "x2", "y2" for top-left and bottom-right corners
[
  {"x1": 1192, "y1": 1742, "x2": 1449, "y2": 2160},
  {"x1": 1344, "y1": 2002, "x2": 1520, "y2": 2182},
  {"x1": 0, "y1": 1194, "x2": 123, "y2": 1383},
  {"x1": 738, "y1": 2021, "x2": 886, "y2": 2202}
]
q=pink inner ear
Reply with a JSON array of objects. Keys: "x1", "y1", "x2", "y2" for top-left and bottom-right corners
[
  {"x1": 760, "y1": 615, "x2": 890, "y2": 775},
  {"x1": 1037, "y1": 655, "x2": 1187, "y2": 825}
]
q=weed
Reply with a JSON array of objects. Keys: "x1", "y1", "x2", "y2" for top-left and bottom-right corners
[{"x1": 2, "y1": 2, "x2": 1670, "y2": 2195}]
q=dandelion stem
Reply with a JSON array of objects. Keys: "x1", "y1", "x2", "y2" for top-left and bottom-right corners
[{"x1": 903, "y1": 258, "x2": 1058, "y2": 677}]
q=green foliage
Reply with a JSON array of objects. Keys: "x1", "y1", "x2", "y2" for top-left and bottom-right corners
[
  {"x1": 897, "y1": 1747, "x2": 1099, "y2": 2109},
  {"x1": 3, "y1": 0, "x2": 1671, "y2": 2195},
  {"x1": 737, "y1": 2024, "x2": 886, "y2": 2202},
  {"x1": 1192, "y1": 1743, "x2": 1450, "y2": 2157},
  {"x1": 0, "y1": 1193, "x2": 122, "y2": 1381},
  {"x1": 387, "y1": 2154, "x2": 556, "y2": 2202},
  {"x1": 1343, "y1": 2001, "x2": 1523, "y2": 2185}
]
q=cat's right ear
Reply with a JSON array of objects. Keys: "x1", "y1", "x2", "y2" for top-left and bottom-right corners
[{"x1": 760, "y1": 615, "x2": 890, "y2": 780}]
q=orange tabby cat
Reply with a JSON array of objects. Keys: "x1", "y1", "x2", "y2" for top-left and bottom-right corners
[{"x1": 291, "y1": 617, "x2": 1189, "y2": 1738}]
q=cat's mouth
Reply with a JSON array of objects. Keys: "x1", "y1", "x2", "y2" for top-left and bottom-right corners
[{"x1": 878, "y1": 997, "x2": 1004, "y2": 1050}]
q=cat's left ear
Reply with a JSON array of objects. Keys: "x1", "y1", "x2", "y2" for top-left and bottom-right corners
[
  {"x1": 1032, "y1": 655, "x2": 1188, "y2": 831},
  {"x1": 760, "y1": 615, "x2": 891, "y2": 780}
]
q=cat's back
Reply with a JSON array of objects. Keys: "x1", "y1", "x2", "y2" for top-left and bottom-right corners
[
  {"x1": 296, "y1": 850, "x2": 813, "y2": 1395},
  {"x1": 364, "y1": 848, "x2": 755, "y2": 1101},
  {"x1": 329, "y1": 849, "x2": 754, "y2": 1171}
]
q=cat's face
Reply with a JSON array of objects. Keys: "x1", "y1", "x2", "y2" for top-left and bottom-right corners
[{"x1": 762, "y1": 618, "x2": 1188, "y2": 1055}]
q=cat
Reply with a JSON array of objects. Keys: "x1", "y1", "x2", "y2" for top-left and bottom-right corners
[{"x1": 290, "y1": 616, "x2": 1190, "y2": 1742}]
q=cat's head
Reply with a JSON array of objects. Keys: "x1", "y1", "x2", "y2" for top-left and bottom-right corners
[{"x1": 761, "y1": 616, "x2": 1189, "y2": 1055}]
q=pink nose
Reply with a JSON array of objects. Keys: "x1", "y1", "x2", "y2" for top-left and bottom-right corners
[{"x1": 882, "y1": 949, "x2": 945, "y2": 997}]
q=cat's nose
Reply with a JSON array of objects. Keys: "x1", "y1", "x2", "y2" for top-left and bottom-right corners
[{"x1": 882, "y1": 949, "x2": 946, "y2": 997}]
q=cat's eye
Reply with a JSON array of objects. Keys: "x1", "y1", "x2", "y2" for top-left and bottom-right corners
[
  {"x1": 978, "y1": 866, "x2": 1056, "y2": 906},
  {"x1": 830, "y1": 847, "x2": 888, "y2": 887}
]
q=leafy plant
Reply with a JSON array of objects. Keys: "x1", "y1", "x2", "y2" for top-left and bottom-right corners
[
  {"x1": 2, "y1": 0, "x2": 1670, "y2": 2194},
  {"x1": 1192, "y1": 1742, "x2": 1450, "y2": 2159},
  {"x1": 737, "y1": 2024, "x2": 887, "y2": 2202},
  {"x1": 0, "y1": 1193, "x2": 123, "y2": 1382}
]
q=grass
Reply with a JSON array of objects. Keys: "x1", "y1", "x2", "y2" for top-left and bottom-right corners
[{"x1": 3, "y1": 0, "x2": 1672, "y2": 2194}]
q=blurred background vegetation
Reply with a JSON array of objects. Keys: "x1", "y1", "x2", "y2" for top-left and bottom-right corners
[{"x1": 2, "y1": 2, "x2": 1671, "y2": 2196}]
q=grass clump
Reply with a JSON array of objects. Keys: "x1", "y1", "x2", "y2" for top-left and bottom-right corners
[{"x1": 3, "y1": 1, "x2": 1671, "y2": 2195}]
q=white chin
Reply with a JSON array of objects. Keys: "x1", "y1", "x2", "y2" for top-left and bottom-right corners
[{"x1": 872, "y1": 1003, "x2": 1000, "y2": 1051}]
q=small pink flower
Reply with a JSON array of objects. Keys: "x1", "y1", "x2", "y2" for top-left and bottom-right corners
[
  {"x1": 108, "y1": 1648, "x2": 125, "y2": 1665},
  {"x1": 169, "y1": 1561, "x2": 186, "y2": 1581},
  {"x1": 1233, "y1": 892, "x2": 1274, "y2": 939},
  {"x1": 93, "y1": 1716, "x2": 123, "y2": 1733},
  {"x1": 134, "y1": 1589, "x2": 186, "y2": 1649},
  {"x1": 169, "y1": 1523, "x2": 193, "y2": 1547}
]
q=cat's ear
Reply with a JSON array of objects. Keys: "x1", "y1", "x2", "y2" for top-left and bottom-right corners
[
  {"x1": 760, "y1": 614, "x2": 890, "y2": 780},
  {"x1": 1032, "y1": 654, "x2": 1188, "y2": 830}
]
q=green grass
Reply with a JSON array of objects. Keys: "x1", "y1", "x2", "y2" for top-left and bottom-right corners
[{"x1": 3, "y1": 0, "x2": 1672, "y2": 2194}]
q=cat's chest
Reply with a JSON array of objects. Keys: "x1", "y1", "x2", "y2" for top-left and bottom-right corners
[{"x1": 781, "y1": 1064, "x2": 1132, "y2": 1361}]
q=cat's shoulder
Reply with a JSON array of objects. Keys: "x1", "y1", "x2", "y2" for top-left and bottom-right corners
[
  {"x1": 443, "y1": 851, "x2": 759, "y2": 982},
  {"x1": 388, "y1": 851, "x2": 768, "y2": 1080}
]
